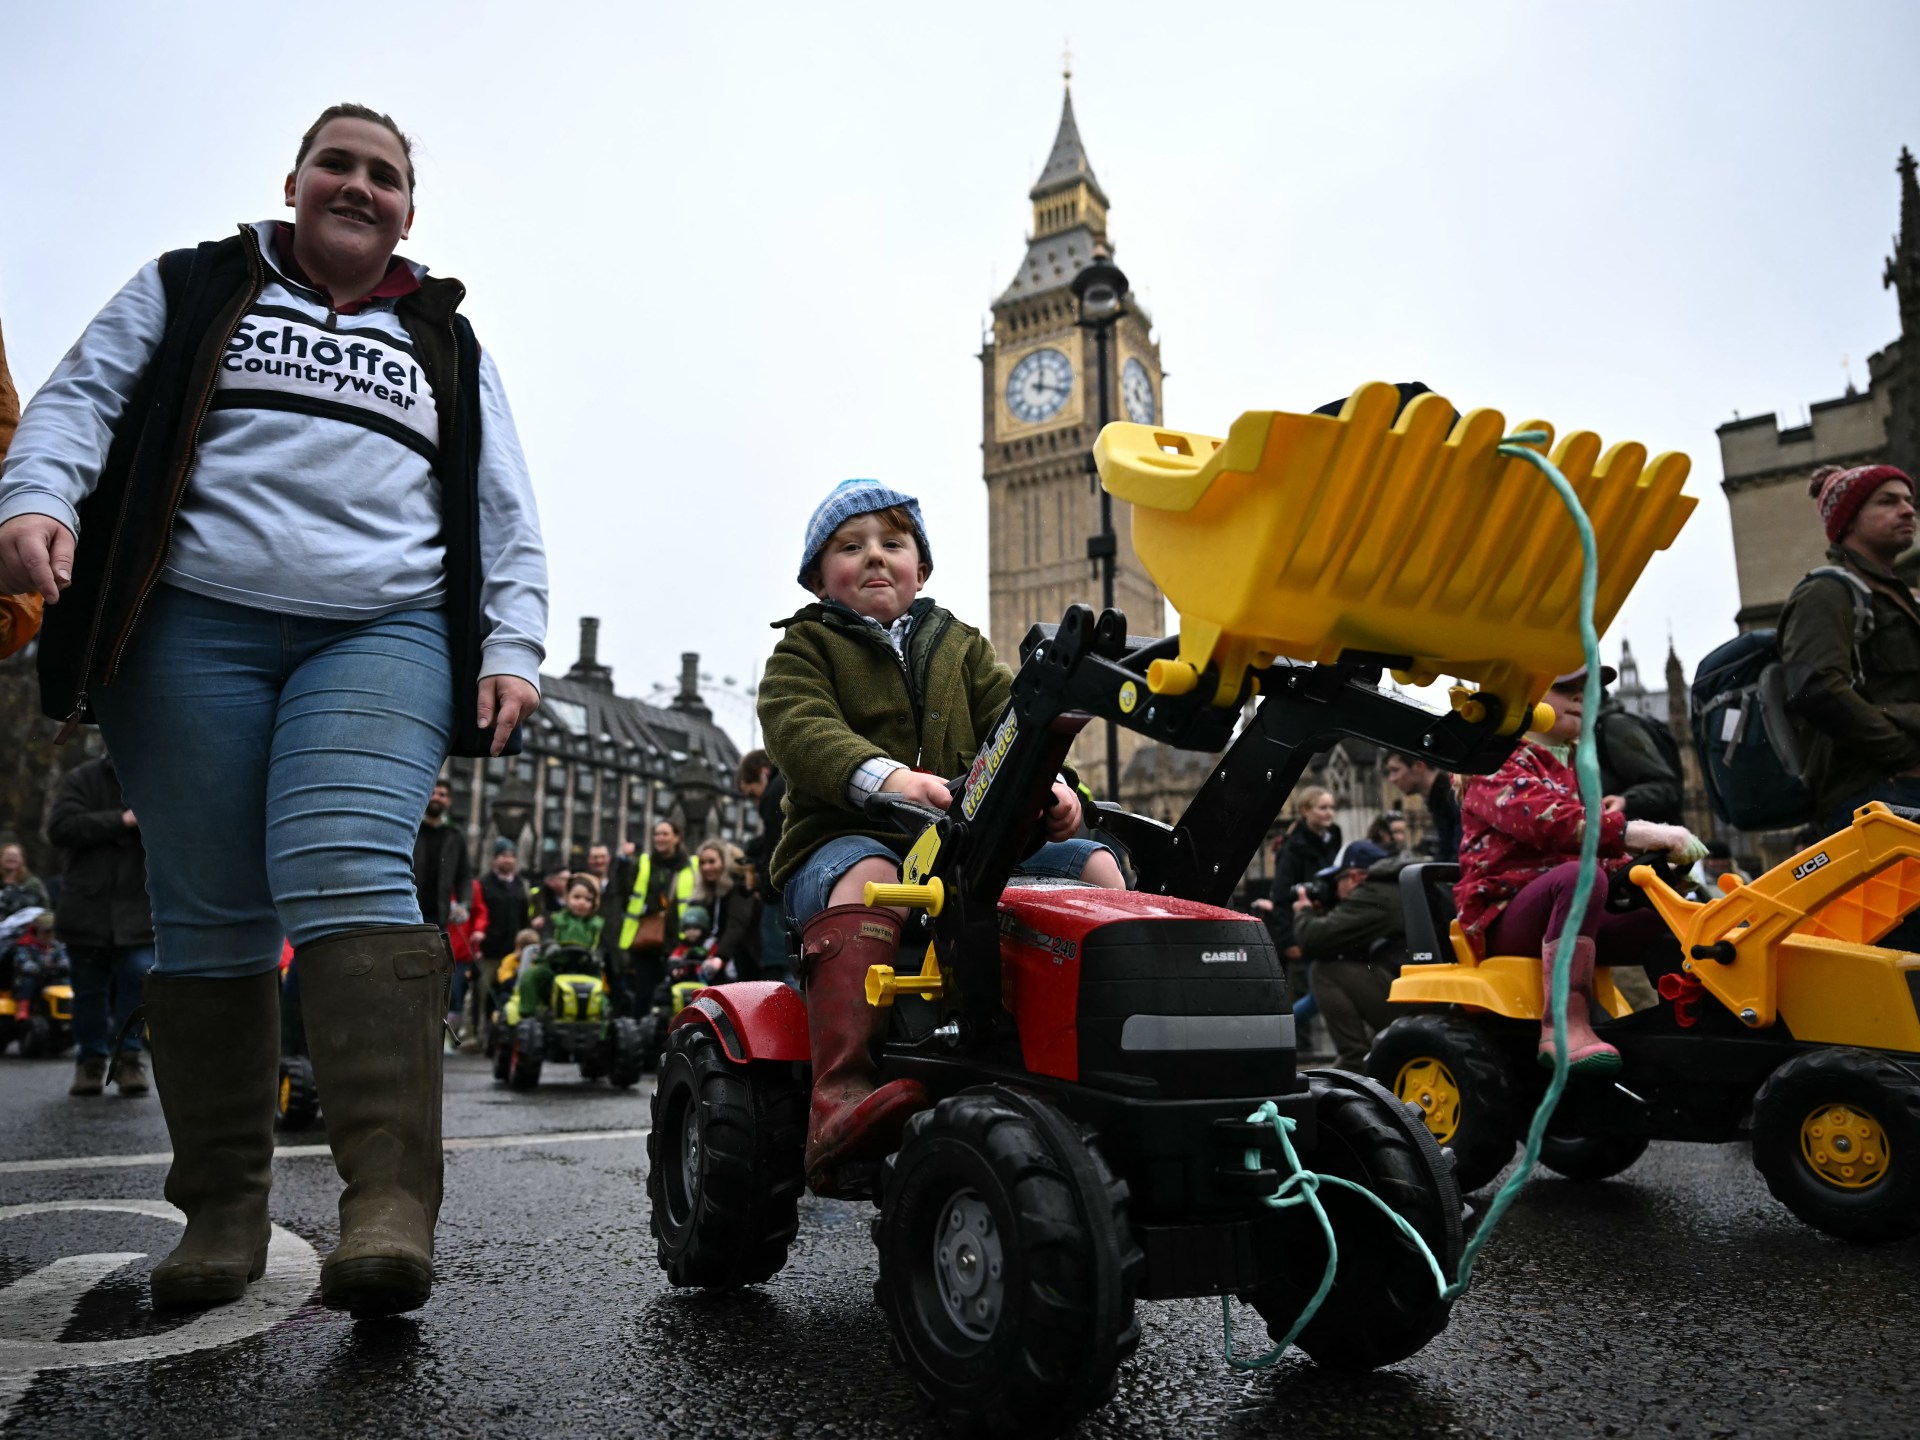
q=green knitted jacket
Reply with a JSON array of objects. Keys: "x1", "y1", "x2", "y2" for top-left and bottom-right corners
[{"x1": 760, "y1": 598, "x2": 1012, "y2": 888}]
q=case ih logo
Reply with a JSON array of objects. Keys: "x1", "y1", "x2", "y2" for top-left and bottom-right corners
[
  {"x1": 1201, "y1": 949, "x2": 1249, "y2": 964},
  {"x1": 1792, "y1": 851, "x2": 1830, "y2": 881}
]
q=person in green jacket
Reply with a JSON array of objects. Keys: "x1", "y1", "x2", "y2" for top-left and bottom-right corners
[
  {"x1": 516, "y1": 874, "x2": 603, "y2": 1018},
  {"x1": 760, "y1": 479, "x2": 1124, "y2": 1196},
  {"x1": 1291, "y1": 840, "x2": 1414, "y2": 1071}
]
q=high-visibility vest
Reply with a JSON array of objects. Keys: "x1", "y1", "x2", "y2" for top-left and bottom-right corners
[{"x1": 618, "y1": 854, "x2": 698, "y2": 950}]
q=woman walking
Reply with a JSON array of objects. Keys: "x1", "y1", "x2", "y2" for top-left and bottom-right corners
[{"x1": 0, "y1": 104, "x2": 548, "y2": 1318}]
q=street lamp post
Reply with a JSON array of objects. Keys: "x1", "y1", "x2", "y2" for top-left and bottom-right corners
[
  {"x1": 1072, "y1": 253, "x2": 1130, "y2": 801},
  {"x1": 673, "y1": 757, "x2": 721, "y2": 844}
]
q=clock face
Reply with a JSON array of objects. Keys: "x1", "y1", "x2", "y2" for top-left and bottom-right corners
[
  {"x1": 1006, "y1": 347, "x2": 1074, "y2": 425},
  {"x1": 1122, "y1": 357, "x2": 1157, "y2": 425}
]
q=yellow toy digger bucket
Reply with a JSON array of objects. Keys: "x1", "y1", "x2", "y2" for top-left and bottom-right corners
[{"x1": 1092, "y1": 381, "x2": 1695, "y2": 726}]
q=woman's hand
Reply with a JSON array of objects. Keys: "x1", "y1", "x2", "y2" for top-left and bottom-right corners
[
  {"x1": 0, "y1": 516, "x2": 76, "y2": 603},
  {"x1": 1602, "y1": 794, "x2": 1627, "y2": 814},
  {"x1": 1045, "y1": 781, "x2": 1082, "y2": 841},
  {"x1": 478, "y1": 676, "x2": 540, "y2": 757},
  {"x1": 1250, "y1": 897, "x2": 1274, "y2": 914}
]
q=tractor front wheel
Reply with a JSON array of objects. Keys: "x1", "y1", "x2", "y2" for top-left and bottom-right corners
[
  {"x1": 874, "y1": 1091, "x2": 1142, "y2": 1439},
  {"x1": 647, "y1": 1025, "x2": 806, "y2": 1287},
  {"x1": 1752, "y1": 1048, "x2": 1920, "y2": 1243},
  {"x1": 1366, "y1": 1012, "x2": 1520, "y2": 1194}
]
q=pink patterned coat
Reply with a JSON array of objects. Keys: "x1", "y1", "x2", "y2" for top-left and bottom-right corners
[{"x1": 1454, "y1": 738, "x2": 1629, "y2": 953}]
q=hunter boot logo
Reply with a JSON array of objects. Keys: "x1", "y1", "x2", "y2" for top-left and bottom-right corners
[{"x1": 342, "y1": 950, "x2": 375, "y2": 977}]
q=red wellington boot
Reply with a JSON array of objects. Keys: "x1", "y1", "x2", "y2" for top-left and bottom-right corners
[
  {"x1": 800, "y1": 904, "x2": 930, "y2": 1197},
  {"x1": 1537, "y1": 935, "x2": 1621, "y2": 1076}
]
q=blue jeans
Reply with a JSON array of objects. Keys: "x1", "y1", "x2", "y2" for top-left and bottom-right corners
[
  {"x1": 91, "y1": 584, "x2": 454, "y2": 979},
  {"x1": 68, "y1": 943, "x2": 154, "y2": 1058},
  {"x1": 782, "y1": 833, "x2": 1113, "y2": 931}
]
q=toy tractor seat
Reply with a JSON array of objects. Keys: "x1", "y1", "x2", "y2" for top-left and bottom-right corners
[
  {"x1": 1391, "y1": 861, "x2": 1631, "y2": 1020},
  {"x1": 1400, "y1": 863, "x2": 1460, "y2": 966},
  {"x1": 1093, "y1": 381, "x2": 1695, "y2": 722}
]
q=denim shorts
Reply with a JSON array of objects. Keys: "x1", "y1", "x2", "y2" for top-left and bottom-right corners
[
  {"x1": 782, "y1": 833, "x2": 1113, "y2": 931},
  {"x1": 91, "y1": 583, "x2": 455, "y2": 978}
]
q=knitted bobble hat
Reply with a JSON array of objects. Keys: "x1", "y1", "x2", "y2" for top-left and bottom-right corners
[
  {"x1": 1809, "y1": 463, "x2": 1913, "y2": 542},
  {"x1": 797, "y1": 479, "x2": 933, "y2": 589}
]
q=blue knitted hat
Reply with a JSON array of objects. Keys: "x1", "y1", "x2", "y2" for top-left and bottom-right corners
[{"x1": 797, "y1": 479, "x2": 934, "y2": 589}]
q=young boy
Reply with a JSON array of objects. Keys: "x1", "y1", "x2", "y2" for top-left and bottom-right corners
[
  {"x1": 760, "y1": 478, "x2": 1124, "y2": 1195},
  {"x1": 515, "y1": 877, "x2": 603, "y2": 1017}
]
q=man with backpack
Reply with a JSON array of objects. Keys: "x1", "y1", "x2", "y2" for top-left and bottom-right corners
[
  {"x1": 1594, "y1": 690, "x2": 1685, "y2": 824},
  {"x1": 1779, "y1": 463, "x2": 1920, "y2": 829}
]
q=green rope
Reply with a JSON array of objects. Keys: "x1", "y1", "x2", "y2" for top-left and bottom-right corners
[{"x1": 1222, "y1": 428, "x2": 1607, "y2": 1366}]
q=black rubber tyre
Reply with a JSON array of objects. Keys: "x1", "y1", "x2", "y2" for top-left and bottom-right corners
[
  {"x1": 507, "y1": 1017, "x2": 544, "y2": 1091},
  {"x1": 607, "y1": 1017, "x2": 646, "y2": 1089},
  {"x1": 490, "y1": 1021, "x2": 512, "y2": 1083},
  {"x1": 1537, "y1": 1133, "x2": 1649, "y2": 1182},
  {"x1": 1365, "y1": 1012, "x2": 1520, "y2": 1194},
  {"x1": 1751, "y1": 1048, "x2": 1920, "y2": 1244},
  {"x1": 275, "y1": 1054, "x2": 321, "y2": 1131},
  {"x1": 19, "y1": 1014, "x2": 50, "y2": 1059},
  {"x1": 647, "y1": 1025, "x2": 806, "y2": 1288},
  {"x1": 635, "y1": 1013, "x2": 664, "y2": 1073},
  {"x1": 578, "y1": 1041, "x2": 608, "y2": 1082},
  {"x1": 1246, "y1": 1072, "x2": 1462, "y2": 1373},
  {"x1": 874, "y1": 1091, "x2": 1143, "y2": 1439}
]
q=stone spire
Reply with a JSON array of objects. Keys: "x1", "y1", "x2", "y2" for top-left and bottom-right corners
[
  {"x1": 1883, "y1": 146, "x2": 1920, "y2": 478},
  {"x1": 1031, "y1": 82, "x2": 1108, "y2": 210}
]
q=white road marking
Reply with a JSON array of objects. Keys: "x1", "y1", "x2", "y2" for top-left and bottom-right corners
[
  {"x1": 0, "y1": 1200, "x2": 320, "y2": 1420},
  {"x1": 0, "y1": 1126, "x2": 652, "y2": 1177}
]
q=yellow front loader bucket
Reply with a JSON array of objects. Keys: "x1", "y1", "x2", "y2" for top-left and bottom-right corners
[{"x1": 1092, "y1": 381, "x2": 1695, "y2": 727}]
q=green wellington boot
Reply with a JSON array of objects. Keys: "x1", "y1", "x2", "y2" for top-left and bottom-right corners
[
  {"x1": 143, "y1": 969, "x2": 280, "y2": 1309},
  {"x1": 298, "y1": 923, "x2": 450, "y2": 1319}
]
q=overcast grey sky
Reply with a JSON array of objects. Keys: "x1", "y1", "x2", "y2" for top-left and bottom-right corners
[{"x1": 5, "y1": 1, "x2": 1917, "y2": 745}]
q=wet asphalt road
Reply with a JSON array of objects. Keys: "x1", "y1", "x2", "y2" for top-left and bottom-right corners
[{"x1": 2, "y1": 1052, "x2": 1916, "y2": 1440}]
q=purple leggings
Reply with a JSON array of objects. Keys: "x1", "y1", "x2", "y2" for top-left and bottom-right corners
[{"x1": 1487, "y1": 860, "x2": 1669, "y2": 963}]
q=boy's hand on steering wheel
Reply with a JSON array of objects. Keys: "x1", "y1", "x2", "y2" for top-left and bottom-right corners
[
  {"x1": 1045, "y1": 781, "x2": 1082, "y2": 841},
  {"x1": 880, "y1": 768, "x2": 953, "y2": 813}
]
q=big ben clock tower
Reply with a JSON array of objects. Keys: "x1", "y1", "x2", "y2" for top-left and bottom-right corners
[{"x1": 982, "y1": 76, "x2": 1167, "y2": 801}]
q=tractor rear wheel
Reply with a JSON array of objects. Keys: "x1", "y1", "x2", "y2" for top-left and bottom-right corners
[
  {"x1": 1245, "y1": 1071, "x2": 1462, "y2": 1373},
  {"x1": 276, "y1": 1055, "x2": 321, "y2": 1131},
  {"x1": 1537, "y1": 1133, "x2": 1648, "y2": 1182},
  {"x1": 507, "y1": 1017, "x2": 545, "y2": 1090}
]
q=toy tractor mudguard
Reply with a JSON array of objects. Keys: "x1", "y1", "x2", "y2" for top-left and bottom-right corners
[{"x1": 669, "y1": 980, "x2": 811, "y2": 1064}]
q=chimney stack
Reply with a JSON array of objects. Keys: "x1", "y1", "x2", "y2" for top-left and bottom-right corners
[
  {"x1": 671, "y1": 652, "x2": 712, "y2": 719},
  {"x1": 565, "y1": 616, "x2": 615, "y2": 692}
]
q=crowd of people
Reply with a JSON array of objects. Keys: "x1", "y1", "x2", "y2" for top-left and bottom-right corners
[{"x1": 423, "y1": 757, "x2": 791, "y2": 1049}]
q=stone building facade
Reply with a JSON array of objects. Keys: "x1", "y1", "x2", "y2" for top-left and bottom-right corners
[
  {"x1": 437, "y1": 618, "x2": 747, "y2": 871},
  {"x1": 1719, "y1": 147, "x2": 1920, "y2": 630},
  {"x1": 982, "y1": 80, "x2": 1167, "y2": 801}
]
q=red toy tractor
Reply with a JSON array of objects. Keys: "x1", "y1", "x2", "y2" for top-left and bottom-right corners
[{"x1": 646, "y1": 604, "x2": 1532, "y2": 1436}]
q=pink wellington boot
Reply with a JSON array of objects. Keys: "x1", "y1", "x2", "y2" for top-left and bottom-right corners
[{"x1": 1538, "y1": 935, "x2": 1621, "y2": 1076}]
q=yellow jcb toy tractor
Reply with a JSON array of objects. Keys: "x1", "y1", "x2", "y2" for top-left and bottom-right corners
[{"x1": 1369, "y1": 802, "x2": 1920, "y2": 1242}]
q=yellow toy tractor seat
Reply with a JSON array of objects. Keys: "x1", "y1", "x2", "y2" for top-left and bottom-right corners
[{"x1": 1396, "y1": 862, "x2": 1630, "y2": 1020}]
